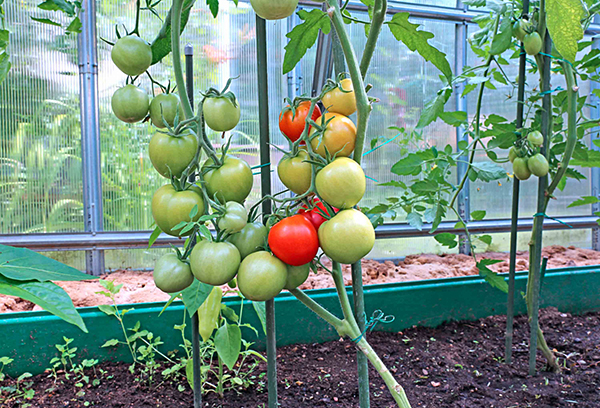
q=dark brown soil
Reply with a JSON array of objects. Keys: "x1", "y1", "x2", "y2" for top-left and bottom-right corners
[{"x1": 2, "y1": 308, "x2": 599, "y2": 407}]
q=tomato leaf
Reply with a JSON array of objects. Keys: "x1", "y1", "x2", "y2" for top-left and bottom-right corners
[
  {"x1": 206, "y1": 0, "x2": 219, "y2": 17},
  {"x1": 471, "y1": 210, "x2": 486, "y2": 221},
  {"x1": 439, "y1": 111, "x2": 467, "y2": 127},
  {"x1": 406, "y1": 212, "x2": 423, "y2": 231},
  {"x1": 386, "y1": 13, "x2": 452, "y2": 82},
  {"x1": 434, "y1": 233, "x2": 458, "y2": 249},
  {"x1": 181, "y1": 279, "x2": 213, "y2": 317},
  {"x1": 391, "y1": 150, "x2": 435, "y2": 176},
  {"x1": 478, "y1": 235, "x2": 493, "y2": 245},
  {"x1": 66, "y1": 16, "x2": 81, "y2": 34},
  {"x1": 470, "y1": 161, "x2": 507, "y2": 182},
  {"x1": 477, "y1": 259, "x2": 508, "y2": 293},
  {"x1": 417, "y1": 87, "x2": 452, "y2": 129},
  {"x1": 546, "y1": 0, "x2": 587, "y2": 63},
  {"x1": 568, "y1": 195, "x2": 600, "y2": 208},
  {"x1": 0, "y1": 244, "x2": 92, "y2": 282},
  {"x1": 148, "y1": 226, "x2": 162, "y2": 249},
  {"x1": 0, "y1": 52, "x2": 10, "y2": 84},
  {"x1": 150, "y1": 0, "x2": 196, "y2": 65},
  {"x1": 283, "y1": 9, "x2": 330, "y2": 75},
  {"x1": 252, "y1": 301, "x2": 267, "y2": 335},
  {"x1": 0, "y1": 274, "x2": 87, "y2": 332},
  {"x1": 30, "y1": 17, "x2": 62, "y2": 26},
  {"x1": 489, "y1": 16, "x2": 513, "y2": 55},
  {"x1": 214, "y1": 323, "x2": 242, "y2": 370}
]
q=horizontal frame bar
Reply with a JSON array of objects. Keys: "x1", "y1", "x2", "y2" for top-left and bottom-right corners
[{"x1": 0, "y1": 215, "x2": 596, "y2": 252}]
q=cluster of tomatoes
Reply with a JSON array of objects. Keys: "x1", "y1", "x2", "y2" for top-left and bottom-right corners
[
  {"x1": 513, "y1": 17, "x2": 542, "y2": 56},
  {"x1": 509, "y1": 130, "x2": 550, "y2": 181}
]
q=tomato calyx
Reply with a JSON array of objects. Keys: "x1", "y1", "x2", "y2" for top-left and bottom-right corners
[{"x1": 201, "y1": 77, "x2": 239, "y2": 109}]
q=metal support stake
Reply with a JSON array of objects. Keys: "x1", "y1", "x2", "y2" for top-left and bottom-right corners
[
  {"x1": 310, "y1": 3, "x2": 334, "y2": 96},
  {"x1": 287, "y1": 14, "x2": 303, "y2": 98},
  {"x1": 255, "y1": 15, "x2": 278, "y2": 408},
  {"x1": 591, "y1": 19, "x2": 600, "y2": 251},
  {"x1": 455, "y1": 5, "x2": 469, "y2": 255},
  {"x1": 78, "y1": 0, "x2": 104, "y2": 276}
]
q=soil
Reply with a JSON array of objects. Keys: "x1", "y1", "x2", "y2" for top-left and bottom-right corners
[
  {"x1": 2, "y1": 245, "x2": 600, "y2": 313},
  {"x1": 1, "y1": 308, "x2": 599, "y2": 407}
]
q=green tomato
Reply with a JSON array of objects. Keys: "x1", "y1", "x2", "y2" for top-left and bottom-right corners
[
  {"x1": 513, "y1": 19, "x2": 531, "y2": 42},
  {"x1": 284, "y1": 263, "x2": 310, "y2": 290},
  {"x1": 203, "y1": 96, "x2": 241, "y2": 132},
  {"x1": 153, "y1": 253, "x2": 194, "y2": 293},
  {"x1": 316, "y1": 157, "x2": 366, "y2": 209},
  {"x1": 111, "y1": 85, "x2": 149, "y2": 123},
  {"x1": 150, "y1": 94, "x2": 185, "y2": 128},
  {"x1": 508, "y1": 146, "x2": 518, "y2": 163},
  {"x1": 528, "y1": 153, "x2": 549, "y2": 177},
  {"x1": 203, "y1": 155, "x2": 254, "y2": 203},
  {"x1": 277, "y1": 149, "x2": 312, "y2": 195},
  {"x1": 527, "y1": 130, "x2": 544, "y2": 147},
  {"x1": 524, "y1": 32, "x2": 542, "y2": 55},
  {"x1": 237, "y1": 251, "x2": 287, "y2": 301},
  {"x1": 151, "y1": 184, "x2": 205, "y2": 236},
  {"x1": 218, "y1": 202, "x2": 248, "y2": 234},
  {"x1": 190, "y1": 241, "x2": 241, "y2": 286},
  {"x1": 149, "y1": 131, "x2": 197, "y2": 178},
  {"x1": 512, "y1": 157, "x2": 531, "y2": 180},
  {"x1": 249, "y1": 0, "x2": 298, "y2": 20},
  {"x1": 318, "y1": 209, "x2": 375, "y2": 264},
  {"x1": 111, "y1": 35, "x2": 152, "y2": 76},
  {"x1": 227, "y1": 222, "x2": 268, "y2": 259}
]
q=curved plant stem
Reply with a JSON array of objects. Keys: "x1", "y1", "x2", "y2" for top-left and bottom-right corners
[
  {"x1": 359, "y1": 0, "x2": 387, "y2": 78},
  {"x1": 171, "y1": 0, "x2": 194, "y2": 120}
]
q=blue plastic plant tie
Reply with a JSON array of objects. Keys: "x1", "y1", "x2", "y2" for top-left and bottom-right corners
[
  {"x1": 351, "y1": 310, "x2": 395, "y2": 343},
  {"x1": 251, "y1": 162, "x2": 271, "y2": 170},
  {"x1": 362, "y1": 132, "x2": 403, "y2": 157},
  {"x1": 533, "y1": 212, "x2": 574, "y2": 228},
  {"x1": 539, "y1": 86, "x2": 564, "y2": 96},
  {"x1": 365, "y1": 175, "x2": 379, "y2": 183}
]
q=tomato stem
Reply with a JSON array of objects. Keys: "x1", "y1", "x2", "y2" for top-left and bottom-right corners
[
  {"x1": 170, "y1": 0, "x2": 194, "y2": 120},
  {"x1": 359, "y1": 0, "x2": 387, "y2": 79}
]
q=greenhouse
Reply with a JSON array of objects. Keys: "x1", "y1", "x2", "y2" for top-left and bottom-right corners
[{"x1": 0, "y1": 0, "x2": 599, "y2": 407}]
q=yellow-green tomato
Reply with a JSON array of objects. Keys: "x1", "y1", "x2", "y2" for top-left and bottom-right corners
[
  {"x1": 310, "y1": 112, "x2": 357, "y2": 158},
  {"x1": 218, "y1": 202, "x2": 248, "y2": 234},
  {"x1": 527, "y1": 130, "x2": 544, "y2": 147},
  {"x1": 150, "y1": 94, "x2": 185, "y2": 128},
  {"x1": 227, "y1": 222, "x2": 268, "y2": 259},
  {"x1": 512, "y1": 157, "x2": 531, "y2": 180},
  {"x1": 190, "y1": 241, "x2": 241, "y2": 286},
  {"x1": 527, "y1": 153, "x2": 549, "y2": 177},
  {"x1": 277, "y1": 150, "x2": 312, "y2": 195},
  {"x1": 322, "y1": 78, "x2": 357, "y2": 116},
  {"x1": 318, "y1": 209, "x2": 375, "y2": 264},
  {"x1": 153, "y1": 253, "x2": 194, "y2": 293},
  {"x1": 198, "y1": 286, "x2": 223, "y2": 342},
  {"x1": 203, "y1": 156, "x2": 254, "y2": 203},
  {"x1": 151, "y1": 185, "x2": 205, "y2": 236},
  {"x1": 249, "y1": 0, "x2": 298, "y2": 20},
  {"x1": 316, "y1": 157, "x2": 366, "y2": 209},
  {"x1": 111, "y1": 35, "x2": 152, "y2": 76},
  {"x1": 203, "y1": 96, "x2": 241, "y2": 132},
  {"x1": 524, "y1": 32, "x2": 542, "y2": 55},
  {"x1": 149, "y1": 131, "x2": 197, "y2": 178},
  {"x1": 284, "y1": 263, "x2": 310, "y2": 290},
  {"x1": 237, "y1": 251, "x2": 288, "y2": 301},
  {"x1": 508, "y1": 146, "x2": 518, "y2": 163},
  {"x1": 513, "y1": 19, "x2": 532, "y2": 42},
  {"x1": 111, "y1": 85, "x2": 149, "y2": 123}
]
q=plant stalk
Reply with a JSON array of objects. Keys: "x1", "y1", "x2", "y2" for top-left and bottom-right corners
[
  {"x1": 170, "y1": 0, "x2": 194, "y2": 120},
  {"x1": 359, "y1": 0, "x2": 387, "y2": 78}
]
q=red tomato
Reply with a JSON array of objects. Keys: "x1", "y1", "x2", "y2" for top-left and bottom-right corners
[
  {"x1": 268, "y1": 215, "x2": 319, "y2": 266},
  {"x1": 279, "y1": 101, "x2": 322, "y2": 143},
  {"x1": 298, "y1": 198, "x2": 336, "y2": 230}
]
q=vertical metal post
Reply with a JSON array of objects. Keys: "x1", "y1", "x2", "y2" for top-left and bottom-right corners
[
  {"x1": 287, "y1": 14, "x2": 302, "y2": 99},
  {"x1": 455, "y1": 1, "x2": 469, "y2": 254},
  {"x1": 78, "y1": 0, "x2": 104, "y2": 276},
  {"x1": 310, "y1": 3, "x2": 334, "y2": 96},
  {"x1": 185, "y1": 45, "x2": 202, "y2": 408},
  {"x1": 255, "y1": 15, "x2": 278, "y2": 408},
  {"x1": 591, "y1": 21, "x2": 600, "y2": 251}
]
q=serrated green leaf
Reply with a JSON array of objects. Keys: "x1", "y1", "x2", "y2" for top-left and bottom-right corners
[
  {"x1": 38, "y1": 0, "x2": 75, "y2": 15},
  {"x1": 30, "y1": 16, "x2": 62, "y2": 26},
  {"x1": 439, "y1": 111, "x2": 467, "y2": 127},
  {"x1": 97, "y1": 304, "x2": 116, "y2": 316},
  {"x1": 406, "y1": 212, "x2": 423, "y2": 231},
  {"x1": 470, "y1": 161, "x2": 507, "y2": 182},
  {"x1": 0, "y1": 244, "x2": 93, "y2": 282},
  {"x1": 0, "y1": 274, "x2": 87, "y2": 332},
  {"x1": 206, "y1": 0, "x2": 218, "y2": 17},
  {"x1": 417, "y1": 87, "x2": 452, "y2": 128},
  {"x1": 66, "y1": 16, "x2": 81, "y2": 33},
  {"x1": 547, "y1": 0, "x2": 587, "y2": 63},
  {"x1": 214, "y1": 323, "x2": 241, "y2": 370},
  {"x1": 489, "y1": 16, "x2": 513, "y2": 55},
  {"x1": 181, "y1": 279, "x2": 212, "y2": 317},
  {"x1": 150, "y1": 0, "x2": 196, "y2": 65},
  {"x1": 386, "y1": 13, "x2": 452, "y2": 81},
  {"x1": 283, "y1": 9, "x2": 330, "y2": 75},
  {"x1": 567, "y1": 195, "x2": 599, "y2": 208},
  {"x1": 477, "y1": 259, "x2": 507, "y2": 293},
  {"x1": 434, "y1": 233, "x2": 458, "y2": 249},
  {"x1": 391, "y1": 150, "x2": 435, "y2": 176}
]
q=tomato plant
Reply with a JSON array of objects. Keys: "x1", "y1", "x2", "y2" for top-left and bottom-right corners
[
  {"x1": 523, "y1": 32, "x2": 542, "y2": 55},
  {"x1": 268, "y1": 215, "x2": 319, "y2": 266},
  {"x1": 111, "y1": 85, "x2": 149, "y2": 123},
  {"x1": 111, "y1": 35, "x2": 153, "y2": 76},
  {"x1": 227, "y1": 222, "x2": 268, "y2": 259},
  {"x1": 203, "y1": 155, "x2": 254, "y2": 203},
  {"x1": 277, "y1": 149, "x2": 312, "y2": 195},
  {"x1": 528, "y1": 153, "x2": 549, "y2": 177},
  {"x1": 279, "y1": 101, "x2": 322, "y2": 143},
  {"x1": 217, "y1": 201, "x2": 248, "y2": 234},
  {"x1": 298, "y1": 198, "x2": 335, "y2": 230},
  {"x1": 527, "y1": 130, "x2": 544, "y2": 147},
  {"x1": 315, "y1": 157, "x2": 365, "y2": 209},
  {"x1": 237, "y1": 251, "x2": 288, "y2": 301},
  {"x1": 318, "y1": 209, "x2": 375, "y2": 265},
  {"x1": 149, "y1": 93, "x2": 184, "y2": 128},
  {"x1": 512, "y1": 157, "x2": 531, "y2": 181},
  {"x1": 204, "y1": 96, "x2": 241, "y2": 132},
  {"x1": 284, "y1": 263, "x2": 310, "y2": 290},
  {"x1": 190, "y1": 240, "x2": 241, "y2": 286},
  {"x1": 309, "y1": 112, "x2": 357, "y2": 158},
  {"x1": 321, "y1": 78, "x2": 357, "y2": 116},
  {"x1": 249, "y1": 0, "x2": 299, "y2": 21},
  {"x1": 152, "y1": 253, "x2": 194, "y2": 293},
  {"x1": 149, "y1": 131, "x2": 197, "y2": 178},
  {"x1": 151, "y1": 185, "x2": 205, "y2": 236}
]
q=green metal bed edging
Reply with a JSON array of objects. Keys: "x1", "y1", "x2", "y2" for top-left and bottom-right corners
[{"x1": 1, "y1": 264, "x2": 599, "y2": 377}]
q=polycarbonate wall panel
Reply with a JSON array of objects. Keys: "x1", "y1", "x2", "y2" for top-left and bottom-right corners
[
  {"x1": 0, "y1": 1, "x2": 84, "y2": 234},
  {"x1": 465, "y1": 24, "x2": 592, "y2": 220}
]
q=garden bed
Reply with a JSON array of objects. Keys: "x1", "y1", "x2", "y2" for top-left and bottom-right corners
[
  {"x1": 2, "y1": 308, "x2": 598, "y2": 407},
  {"x1": 2, "y1": 245, "x2": 599, "y2": 313}
]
